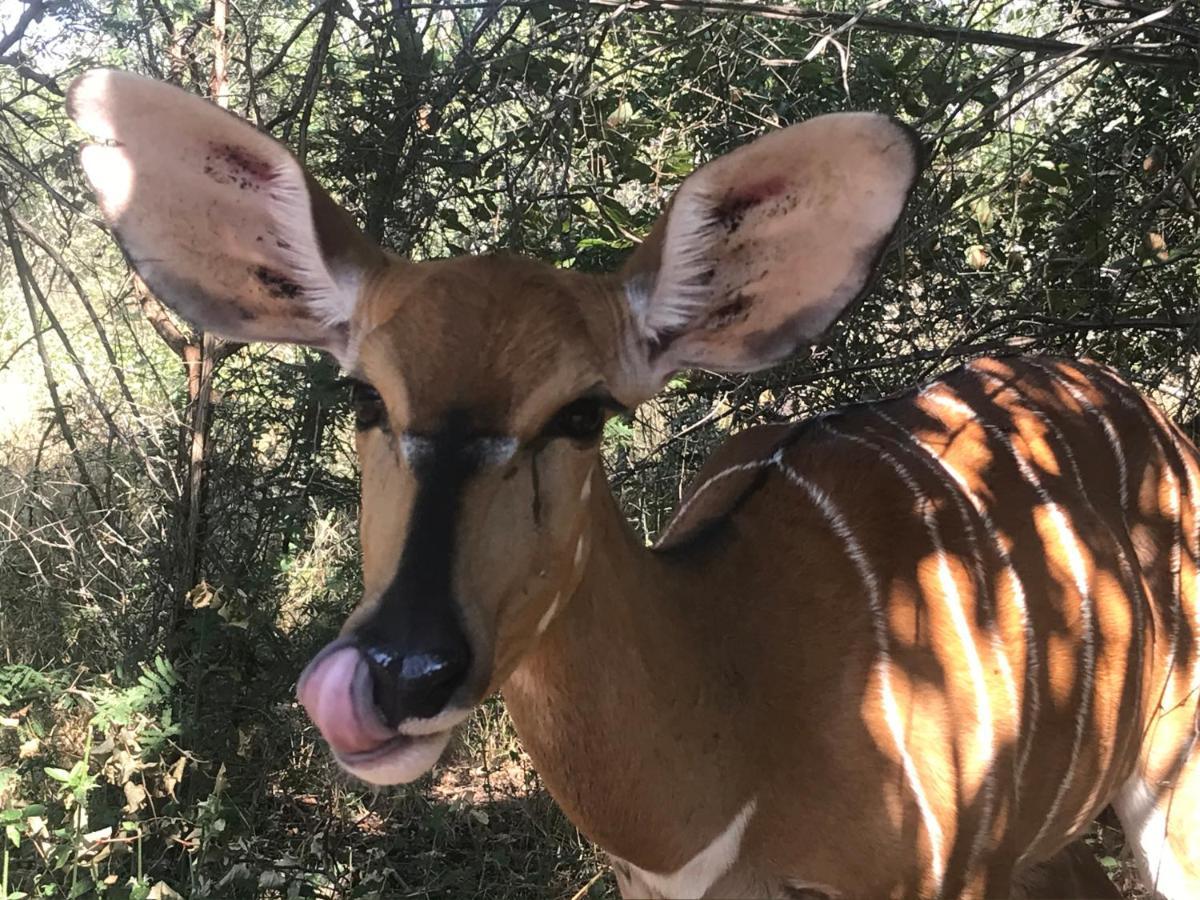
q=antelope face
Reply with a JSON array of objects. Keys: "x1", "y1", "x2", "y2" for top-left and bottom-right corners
[
  {"x1": 297, "y1": 257, "x2": 631, "y2": 782},
  {"x1": 68, "y1": 68, "x2": 919, "y2": 785}
]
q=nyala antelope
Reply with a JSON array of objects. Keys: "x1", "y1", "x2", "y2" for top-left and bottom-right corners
[{"x1": 70, "y1": 69, "x2": 1199, "y2": 899}]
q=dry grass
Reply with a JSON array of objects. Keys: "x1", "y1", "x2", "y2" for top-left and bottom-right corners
[{"x1": 0, "y1": 646, "x2": 1159, "y2": 899}]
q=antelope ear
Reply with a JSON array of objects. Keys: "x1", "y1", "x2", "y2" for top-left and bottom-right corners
[
  {"x1": 622, "y1": 112, "x2": 921, "y2": 382},
  {"x1": 67, "y1": 69, "x2": 385, "y2": 364}
]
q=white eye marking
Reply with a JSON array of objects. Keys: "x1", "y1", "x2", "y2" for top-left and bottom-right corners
[
  {"x1": 580, "y1": 473, "x2": 592, "y2": 503},
  {"x1": 472, "y1": 436, "x2": 518, "y2": 467},
  {"x1": 399, "y1": 434, "x2": 435, "y2": 467},
  {"x1": 574, "y1": 534, "x2": 587, "y2": 568},
  {"x1": 399, "y1": 433, "x2": 518, "y2": 468},
  {"x1": 537, "y1": 593, "x2": 562, "y2": 635}
]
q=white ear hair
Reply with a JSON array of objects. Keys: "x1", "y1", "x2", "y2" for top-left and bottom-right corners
[
  {"x1": 69, "y1": 69, "x2": 381, "y2": 359},
  {"x1": 637, "y1": 185, "x2": 722, "y2": 337},
  {"x1": 621, "y1": 112, "x2": 922, "y2": 380}
]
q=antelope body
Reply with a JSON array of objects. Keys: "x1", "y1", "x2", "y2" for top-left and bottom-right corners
[{"x1": 68, "y1": 69, "x2": 1199, "y2": 898}]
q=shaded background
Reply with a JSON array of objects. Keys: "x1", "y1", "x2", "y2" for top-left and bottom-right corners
[{"x1": 1, "y1": 0, "x2": 1198, "y2": 896}]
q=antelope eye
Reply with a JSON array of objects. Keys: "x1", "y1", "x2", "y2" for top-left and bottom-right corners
[
  {"x1": 545, "y1": 397, "x2": 608, "y2": 443},
  {"x1": 351, "y1": 381, "x2": 386, "y2": 431}
]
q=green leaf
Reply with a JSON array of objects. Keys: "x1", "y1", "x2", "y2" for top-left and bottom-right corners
[
  {"x1": 153, "y1": 656, "x2": 177, "y2": 685},
  {"x1": 665, "y1": 375, "x2": 690, "y2": 391},
  {"x1": 1031, "y1": 165, "x2": 1068, "y2": 188},
  {"x1": 44, "y1": 767, "x2": 71, "y2": 783},
  {"x1": 661, "y1": 146, "x2": 694, "y2": 178},
  {"x1": 620, "y1": 157, "x2": 654, "y2": 183}
]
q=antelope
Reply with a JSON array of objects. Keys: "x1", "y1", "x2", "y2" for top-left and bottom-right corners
[{"x1": 69, "y1": 69, "x2": 1199, "y2": 899}]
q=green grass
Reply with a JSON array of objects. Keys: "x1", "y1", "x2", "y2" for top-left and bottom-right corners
[
  {"x1": 0, "y1": 645, "x2": 1147, "y2": 899},
  {"x1": 0, "y1": 653, "x2": 616, "y2": 899}
]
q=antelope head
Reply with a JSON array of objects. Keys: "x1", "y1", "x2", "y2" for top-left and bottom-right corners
[{"x1": 69, "y1": 69, "x2": 920, "y2": 785}]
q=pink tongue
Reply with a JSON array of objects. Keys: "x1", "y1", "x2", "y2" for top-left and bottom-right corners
[{"x1": 297, "y1": 645, "x2": 394, "y2": 755}]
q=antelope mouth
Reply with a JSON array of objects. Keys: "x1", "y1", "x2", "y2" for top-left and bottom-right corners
[
  {"x1": 337, "y1": 729, "x2": 427, "y2": 763},
  {"x1": 333, "y1": 730, "x2": 454, "y2": 785},
  {"x1": 297, "y1": 639, "x2": 461, "y2": 785}
]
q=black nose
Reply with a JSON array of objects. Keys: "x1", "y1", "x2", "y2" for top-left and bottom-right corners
[{"x1": 360, "y1": 643, "x2": 470, "y2": 726}]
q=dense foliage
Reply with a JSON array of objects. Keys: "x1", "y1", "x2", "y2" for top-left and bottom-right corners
[{"x1": 1, "y1": 0, "x2": 1197, "y2": 896}]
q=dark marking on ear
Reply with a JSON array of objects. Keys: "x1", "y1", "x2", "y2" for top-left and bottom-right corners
[
  {"x1": 202, "y1": 162, "x2": 231, "y2": 186},
  {"x1": 211, "y1": 142, "x2": 276, "y2": 181},
  {"x1": 763, "y1": 190, "x2": 801, "y2": 220},
  {"x1": 713, "y1": 176, "x2": 787, "y2": 233},
  {"x1": 703, "y1": 292, "x2": 753, "y2": 331},
  {"x1": 740, "y1": 310, "x2": 820, "y2": 366},
  {"x1": 252, "y1": 265, "x2": 303, "y2": 299},
  {"x1": 646, "y1": 328, "x2": 681, "y2": 363}
]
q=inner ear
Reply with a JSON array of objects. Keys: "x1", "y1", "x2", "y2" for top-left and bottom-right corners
[
  {"x1": 68, "y1": 68, "x2": 385, "y2": 362},
  {"x1": 623, "y1": 112, "x2": 923, "y2": 380}
]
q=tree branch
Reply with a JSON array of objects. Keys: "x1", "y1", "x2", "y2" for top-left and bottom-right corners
[
  {"x1": 0, "y1": 0, "x2": 44, "y2": 56},
  {"x1": 579, "y1": 0, "x2": 1197, "y2": 70},
  {"x1": 254, "y1": 0, "x2": 332, "y2": 81},
  {"x1": 13, "y1": 215, "x2": 150, "y2": 429},
  {"x1": 1, "y1": 203, "x2": 104, "y2": 510},
  {"x1": 133, "y1": 276, "x2": 191, "y2": 359},
  {"x1": 0, "y1": 54, "x2": 64, "y2": 94}
]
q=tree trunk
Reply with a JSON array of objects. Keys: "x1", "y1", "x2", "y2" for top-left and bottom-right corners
[
  {"x1": 168, "y1": 0, "x2": 233, "y2": 625},
  {"x1": 175, "y1": 333, "x2": 218, "y2": 620}
]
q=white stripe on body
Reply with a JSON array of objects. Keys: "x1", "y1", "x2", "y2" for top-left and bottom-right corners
[
  {"x1": 1024, "y1": 360, "x2": 1129, "y2": 512},
  {"x1": 871, "y1": 406, "x2": 1040, "y2": 806},
  {"x1": 772, "y1": 450, "x2": 947, "y2": 895},
  {"x1": 1166, "y1": 426, "x2": 1200, "y2": 698},
  {"x1": 989, "y1": 364, "x2": 1153, "y2": 825},
  {"x1": 1088, "y1": 368, "x2": 1186, "y2": 704},
  {"x1": 923, "y1": 386, "x2": 1097, "y2": 864},
  {"x1": 823, "y1": 422, "x2": 997, "y2": 877}
]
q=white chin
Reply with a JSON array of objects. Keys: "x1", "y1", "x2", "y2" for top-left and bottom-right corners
[{"x1": 336, "y1": 729, "x2": 453, "y2": 785}]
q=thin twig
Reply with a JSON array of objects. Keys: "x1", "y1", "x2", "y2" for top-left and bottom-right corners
[{"x1": 580, "y1": 0, "x2": 1195, "y2": 69}]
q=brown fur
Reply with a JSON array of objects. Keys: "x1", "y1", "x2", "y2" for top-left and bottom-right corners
[
  {"x1": 499, "y1": 355, "x2": 1200, "y2": 897},
  {"x1": 69, "y1": 71, "x2": 1199, "y2": 898},
  {"x1": 503, "y1": 357, "x2": 1200, "y2": 898}
]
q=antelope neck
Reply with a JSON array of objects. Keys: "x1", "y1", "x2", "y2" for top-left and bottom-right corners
[{"x1": 503, "y1": 463, "x2": 752, "y2": 874}]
